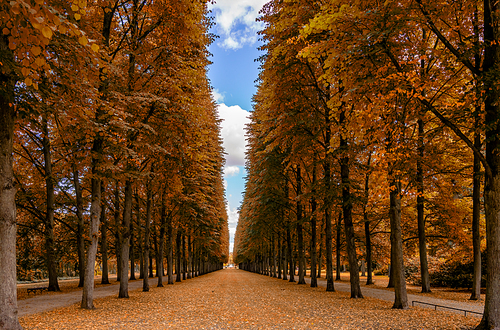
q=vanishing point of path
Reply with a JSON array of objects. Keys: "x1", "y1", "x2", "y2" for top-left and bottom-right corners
[{"x1": 19, "y1": 269, "x2": 479, "y2": 329}]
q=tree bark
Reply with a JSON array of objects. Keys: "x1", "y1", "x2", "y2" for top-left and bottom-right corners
[
  {"x1": 336, "y1": 211, "x2": 342, "y2": 281},
  {"x1": 389, "y1": 177, "x2": 408, "y2": 309},
  {"x1": 296, "y1": 165, "x2": 306, "y2": 285},
  {"x1": 417, "y1": 117, "x2": 431, "y2": 293},
  {"x1": 310, "y1": 164, "x2": 318, "y2": 288},
  {"x1": 287, "y1": 224, "x2": 294, "y2": 282},
  {"x1": 0, "y1": 34, "x2": 22, "y2": 327},
  {"x1": 81, "y1": 3, "x2": 113, "y2": 309},
  {"x1": 41, "y1": 115, "x2": 60, "y2": 292},
  {"x1": 100, "y1": 184, "x2": 110, "y2": 285},
  {"x1": 143, "y1": 181, "x2": 152, "y2": 292},
  {"x1": 478, "y1": 2, "x2": 500, "y2": 325},
  {"x1": 114, "y1": 183, "x2": 122, "y2": 282},
  {"x1": 129, "y1": 207, "x2": 136, "y2": 281},
  {"x1": 176, "y1": 230, "x2": 182, "y2": 282},
  {"x1": 167, "y1": 215, "x2": 174, "y2": 284},
  {"x1": 470, "y1": 122, "x2": 482, "y2": 300},
  {"x1": 182, "y1": 234, "x2": 187, "y2": 280},
  {"x1": 72, "y1": 165, "x2": 86, "y2": 288},
  {"x1": 157, "y1": 194, "x2": 166, "y2": 287},
  {"x1": 339, "y1": 117, "x2": 363, "y2": 299},
  {"x1": 118, "y1": 179, "x2": 132, "y2": 298}
]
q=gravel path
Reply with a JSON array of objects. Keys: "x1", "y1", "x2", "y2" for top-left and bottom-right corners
[
  {"x1": 18, "y1": 279, "x2": 144, "y2": 316},
  {"x1": 304, "y1": 276, "x2": 484, "y2": 317},
  {"x1": 19, "y1": 269, "x2": 479, "y2": 329}
]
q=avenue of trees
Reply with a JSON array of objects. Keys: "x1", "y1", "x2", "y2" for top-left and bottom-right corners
[
  {"x1": 234, "y1": 0, "x2": 500, "y2": 329},
  {"x1": 1, "y1": 0, "x2": 229, "y2": 328}
]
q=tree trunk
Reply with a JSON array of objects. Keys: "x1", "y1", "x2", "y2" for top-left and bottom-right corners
[
  {"x1": 282, "y1": 236, "x2": 288, "y2": 281},
  {"x1": 118, "y1": 179, "x2": 132, "y2": 298},
  {"x1": 129, "y1": 211, "x2": 136, "y2": 281},
  {"x1": 187, "y1": 235, "x2": 192, "y2": 279},
  {"x1": 277, "y1": 234, "x2": 282, "y2": 279},
  {"x1": 176, "y1": 230, "x2": 182, "y2": 282},
  {"x1": 340, "y1": 121, "x2": 363, "y2": 299},
  {"x1": 470, "y1": 126, "x2": 482, "y2": 300},
  {"x1": 81, "y1": 3, "x2": 113, "y2": 309},
  {"x1": 182, "y1": 234, "x2": 187, "y2": 280},
  {"x1": 336, "y1": 211, "x2": 342, "y2": 281},
  {"x1": 286, "y1": 225, "x2": 294, "y2": 282},
  {"x1": 41, "y1": 116, "x2": 60, "y2": 292},
  {"x1": 317, "y1": 219, "x2": 323, "y2": 279},
  {"x1": 81, "y1": 164, "x2": 102, "y2": 308},
  {"x1": 0, "y1": 36, "x2": 22, "y2": 327},
  {"x1": 100, "y1": 185, "x2": 110, "y2": 285},
  {"x1": 167, "y1": 216, "x2": 174, "y2": 284},
  {"x1": 389, "y1": 177, "x2": 408, "y2": 309},
  {"x1": 310, "y1": 164, "x2": 318, "y2": 288},
  {"x1": 143, "y1": 181, "x2": 152, "y2": 292},
  {"x1": 296, "y1": 165, "x2": 306, "y2": 285},
  {"x1": 478, "y1": 2, "x2": 500, "y2": 325},
  {"x1": 416, "y1": 118, "x2": 431, "y2": 293},
  {"x1": 113, "y1": 183, "x2": 122, "y2": 282},
  {"x1": 324, "y1": 110, "x2": 334, "y2": 292},
  {"x1": 72, "y1": 166, "x2": 86, "y2": 288},
  {"x1": 364, "y1": 219, "x2": 373, "y2": 285},
  {"x1": 157, "y1": 205, "x2": 166, "y2": 287}
]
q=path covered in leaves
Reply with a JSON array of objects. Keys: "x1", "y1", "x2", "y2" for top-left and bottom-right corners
[{"x1": 19, "y1": 269, "x2": 478, "y2": 329}]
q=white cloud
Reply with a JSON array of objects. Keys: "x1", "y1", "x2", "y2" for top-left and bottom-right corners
[
  {"x1": 209, "y1": 0, "x2": 268, "y2": 49},
  {"x1": 226, "y1": 204, "x2": 239, "y2": 252},
  {"x1": 224, "y1": 165, "x2": 240, "y2": 177},
  {"x1": 217, "y1": 103, "x2": 251, "y2": 167},
  {"x1": 212, "y1": 88, "x2": 225, "y2": 103}
]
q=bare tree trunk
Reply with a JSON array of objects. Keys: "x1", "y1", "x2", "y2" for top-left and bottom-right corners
[
  {"x1": 41, "y1": 115, "x2": 60, "y2": 292},
  {"x1": 336, "y1": 211, "x2": 342, "y2": 281},
  {"x1": 72, "y1": 165, "x2": 86, "y2": 287},
  {"x1": 176, "y1": 230, "x2": 182, "y2": 282},
  {"x1": 362, "y1": 154, "x2": 374, "y2": 285},
  {"x1": 282, "y1": 236, "x2": 288, "y2": 281},
  {"x1": 317, "y1": 219, "x2": 323, "y2": 279},
  {"x1": 389, "y1": 178, "x2": 408, "y2": 309},
  {"x1": 81, "y1": 2, "x2": 113, "y2": 309},
  {"x1": 417, "y1": 117, "x2": 430, "y2": 293},
  {"x1": 143, "y1": 181, "x2": 152, "y2": 292},
  {"x1": 478, "y1": 2, "x2": 500, "y2": 324},
  {"x1": 114, "y1": 184, "x2": 122, "y2": 282},
  {"x1": 287, "y1": 224, "x2": 294, "y2": 282},
  {"x1": 0, "y1": 37, "x2": 22, "y2": 326},
  {"x1": 118, "y1": 179, "x2": 132, "y2": 298},
  {"x1": 182, "y1": 234, "x2": 187, "y2": 280},
  {"x1": 187, "y1": 235, "x2": 192, "y2": 279},
  {"x1": 339, "y1": 116, "x2": 363, "y2": 299},
  {"x1": 470, "y1": 126, "x2": 482, "y2": 300},
  {"x1": 157, "y1": 193, "x2": 166, "y2": 287},
  {"x1": 310, "y1": 164, "x2": 318, "y2": 288},
  {"x1": 470, "y1": 8, "x2": 482, "y2": 302},
  {"x1": 101, "y1": 184, "x2": 110, "y2": 285},
  {"x1": 81, "y1": 161, "x2": 102, "y2": 308},
  {"x1": 296, "y1": 165, "x2": 306, "y2": 285},
  {"x1": 167, "y1": 216, "x2": 174, "y2": 284}
]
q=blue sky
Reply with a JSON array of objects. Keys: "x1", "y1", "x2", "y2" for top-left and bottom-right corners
[{"x1": 206, "y1": 0, "x2": 267, "y2": 252}]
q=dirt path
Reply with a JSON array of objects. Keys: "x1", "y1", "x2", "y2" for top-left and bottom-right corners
[{"x1": 19, "y1": 269, "x2": 479, "y2": 329}]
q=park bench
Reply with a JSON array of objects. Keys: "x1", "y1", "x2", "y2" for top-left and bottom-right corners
[{"x1": 26, "y1": 287, "x2": 48, "y2": 295}]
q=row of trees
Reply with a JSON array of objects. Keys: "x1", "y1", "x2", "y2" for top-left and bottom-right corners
[
  {"x1": 234, "y1": 0, "x2": 500, "y2": 328},
  {"x1": 0, "y1": 0, "x2": 229, "y2": 328}
]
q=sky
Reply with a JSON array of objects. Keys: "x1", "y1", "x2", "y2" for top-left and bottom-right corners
[{"x1": 207, "y1": 0, "x2": 267, "y2": 253}]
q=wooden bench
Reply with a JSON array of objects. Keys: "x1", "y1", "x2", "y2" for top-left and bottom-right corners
[{"x1": 27, "y1": 287, "x2": 48, "y2": 295}]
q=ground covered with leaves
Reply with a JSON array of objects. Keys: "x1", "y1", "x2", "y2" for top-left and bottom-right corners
[{"x1": 19, "y1": 269, "x2": 479, "y2": 329}]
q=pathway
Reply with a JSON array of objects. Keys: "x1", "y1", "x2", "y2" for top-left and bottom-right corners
[
  {"x1": 18, "y1": 270, "x2": 481, "y2": 329},
  {"x1": 305, "y1": 276, "x2": 484, "y2": 317}
]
